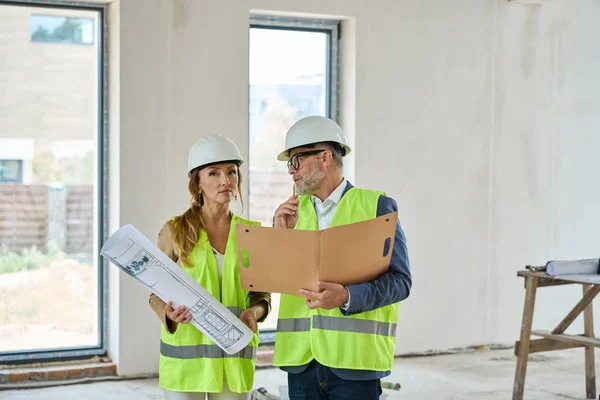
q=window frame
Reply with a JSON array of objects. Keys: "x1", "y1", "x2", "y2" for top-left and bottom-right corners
[
  {"x1": 249, "y1": 15, "x2": 341, "y2": 344},
  {"x1": 249, "y1": 15, "x2": 340, "y2": 122},
  {"x1": 0, "y1": 0, "x2": 109, "y2": 364}
]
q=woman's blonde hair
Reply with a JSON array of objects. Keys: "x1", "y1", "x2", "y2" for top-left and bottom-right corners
[{"x1": 172, "y1": 164, "x2": 243, "y2": 267}]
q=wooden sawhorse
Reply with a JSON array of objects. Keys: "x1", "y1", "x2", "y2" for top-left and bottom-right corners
[{"x1": 513, "y1": 270, "x2": 600, "y2": 400}]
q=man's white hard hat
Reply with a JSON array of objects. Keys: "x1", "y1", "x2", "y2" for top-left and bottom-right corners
[{"x1": 277, "y1": 116, "x2": 352, "y2": 161}]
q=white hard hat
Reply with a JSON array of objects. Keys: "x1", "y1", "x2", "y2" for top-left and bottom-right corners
[
  {"x1": 187, "y1": 134, "x2": 244, "y2": 174},
  {"x1": 277, "y1": 116, "x2": 352, "y2": 161}
]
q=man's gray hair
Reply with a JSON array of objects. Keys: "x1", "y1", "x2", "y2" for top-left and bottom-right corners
[{"x1": 324, "y1": 142, "x2": 344, "y2": 170}]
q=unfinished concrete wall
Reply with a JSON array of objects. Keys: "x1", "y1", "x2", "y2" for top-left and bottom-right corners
[{"x1": 490, "y1": 0, "x2": 600, "y2": 344}]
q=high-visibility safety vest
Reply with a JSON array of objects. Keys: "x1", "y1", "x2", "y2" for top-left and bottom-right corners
[
  {"x1": 159, "y1": 215, "x2": 261, "y2": 393},
  {"x1": 273, "y1": 187, "x2": 400, "y2": 372}
]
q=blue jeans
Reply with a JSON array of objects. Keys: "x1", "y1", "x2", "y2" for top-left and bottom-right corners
[{"x1": 287, "y1": 360, "x2": 382, "y2": 400}]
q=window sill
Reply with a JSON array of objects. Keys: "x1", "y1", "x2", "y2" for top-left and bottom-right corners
[{"x1": 0, "y1": 358, "x2": 116, "y2": 388}]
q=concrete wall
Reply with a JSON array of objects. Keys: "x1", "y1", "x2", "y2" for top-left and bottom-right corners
[
  {"x1": 491, "y1": 0, "x2": 600, "y2": 344},
  {"x1": 109, "y1": 0, "x2": 600, "y2": 375}
]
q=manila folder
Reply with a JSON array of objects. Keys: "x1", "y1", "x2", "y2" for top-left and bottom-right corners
[{"x1": 236, "y1": 212, "x2": 398, "y2": 296}]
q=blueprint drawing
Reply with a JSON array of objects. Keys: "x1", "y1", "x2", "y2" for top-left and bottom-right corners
[{"x1": 100, "y1": 224, "x2": 253, "y2": 355}]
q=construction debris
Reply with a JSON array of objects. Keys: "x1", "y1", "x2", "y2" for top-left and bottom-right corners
[
  {"x1": 381, "y1": 380, "x2": 401, "y2": 390},
  {"x1": 250, "y1": 387, "x2": 280, "y2": 400}
]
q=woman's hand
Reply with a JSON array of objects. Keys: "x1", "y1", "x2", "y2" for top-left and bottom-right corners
[
  {"x1": 239, "y1": 309, "x2": 257, "y2": 333},
  {"x1": 239, "y1": 305, "x2": 265, "y2": 333},
  {"x1": 166, "y1": 301, "x2": 193, "y2": 324}
]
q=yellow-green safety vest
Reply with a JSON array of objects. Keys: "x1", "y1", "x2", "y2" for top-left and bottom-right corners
[
  {"x1": 159, "y1": 215, "x2": 261, "y2": 393},
  {"x1": 273, "y1": 187, "x2": 400, "y2": 372}
]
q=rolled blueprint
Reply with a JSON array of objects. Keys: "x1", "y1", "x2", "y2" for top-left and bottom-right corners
[
  {"x1": 546, "y1": 258, "x2": 599, "y2": 276},
  {"x1": 101, "y1": 224, "x2": 253, "y2": 355}
]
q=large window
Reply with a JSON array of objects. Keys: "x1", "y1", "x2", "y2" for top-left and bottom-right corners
[
  {"x1": 249, "y1": 16, "x2": 340, "y2": 336},
  {"x1": 0, "y1": 2, "x2": 107, "y2": 362}
]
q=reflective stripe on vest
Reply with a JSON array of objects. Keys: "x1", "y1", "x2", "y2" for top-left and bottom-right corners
[
  {"x1": 161, "y1": 341, "x2": 256, "y2": 360},
  {"x1": 313, "y1": 316, "x2": 396, "y2": 337},
  {"x1": 277, "y1": 316, "x2": 396, "y2": 337},
  {"x1": 277, "y1": 317, "x2": 311, "y2": 333}
]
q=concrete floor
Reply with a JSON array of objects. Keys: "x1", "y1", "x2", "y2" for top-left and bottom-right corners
[{"x1": 0, "y1": 348, "x2": 597, "y2": 399}]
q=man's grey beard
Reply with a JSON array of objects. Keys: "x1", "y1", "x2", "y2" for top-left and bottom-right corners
[{"x1": 295, "y1": 161, "x2": 325, "y2": 196}]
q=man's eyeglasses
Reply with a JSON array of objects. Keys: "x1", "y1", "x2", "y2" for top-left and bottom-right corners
[{"x1": 287, "y1": 149, "x2": 326, "y2": 170}]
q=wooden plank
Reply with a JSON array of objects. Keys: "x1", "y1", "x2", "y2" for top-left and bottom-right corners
[
  {"x1": 0, "y1": 187, "x2": 48, "y2": 195},
  {"x1": 0, "y1": 221, "x2": 47, "y2": 226},
  {"x1": 66, "y1": 235, "x2": 93, "y2": 241},
  {"x1": 67, "y1": 210, "x2": 93, "y2": 215},
  {"x1": 0, "y1": 225, "x2": 46, "y2": 233},
  {"x1": 0, "y1": 211, "x2": 48, "y2": 218},
  {"x1": 0, "y1": 205, "x2": 48, "y2": 211},
  {"x1": 67, "y1": 238, "x2": 93, "y2": 243},
  {"x1": 537, "y1": 278, "x2": 570, "y2": 287},
  {"x1": 517, "y1": 271, "x2": 546, "y2": 278},
  {"x1": 0, "y1": 230, "x2": 47, "y2": 238},
  {"x1": 66, "y1": 222, "x2": 93, "y2": 228},
  {"x1": 66, "y1": 198, "x2": 93, "y2": 203},
  {"x1": 66, "y1": 228, "x2": 93, "y2": 234},
  {"x1": 518, "y1": 271, "x2": 573, "y2": 288},
  {"x1": 0, "y1": 231, "x2": 47, "y2": 238},
  {"x1": 67, "y1": 240, "x2": 93, "y2": 246},
  {"x1": 0, "y1": 220, "x2": 47, "y2": 228},
  {"x1": 67, "y1": 192, "x2": 93, "y2": 196},
  {"x1": 0, "y1": 237, "x2": 46, "y2": 245},
  {"x1": 531, "y1": 330, "x2": 600, "y2": 348},
  {"x1": 536, "y1": 279, "x2": 573, "y2": 288},
  {"x1": 4, "y1": 244, "x2": 47, "y2": 252},
  {"x1": 552, "y1": 285, "x2": 600, "y2": 334},
  {"x1": 65, "y1": 197, "x2": 93, "y2": 202},
  {"x1": 0, "y1": 189, "x2": 47, "y2": 196},
  {"x1": 66, "y1": 185, "x2": 93, "y2": 191},
  {"x1": 0, "y1": 203, "x2": 47, "y2": 209},
  {"x1": 583, "y1": 285, "x2": 596, "y2": 399},
  {"x1": 513, "y1": 275, "x2": 539, "y2": 400},
  {"x1": 518, "y1": 270, "x2": 598, "y2": 287},
  {"x1": 66, "y1": 203, "x2": 93, "y2": 208},
  {"x1": 514, "y1": 337, "x2": 584, "y2": 355},
  {"x1": 65, "y1": 220, "x2": 93, "y2": 225},
  {"x1": 0, "y1": 197, "x2": 47, "y2": 203}
]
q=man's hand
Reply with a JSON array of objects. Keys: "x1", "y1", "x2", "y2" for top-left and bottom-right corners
[
  {"x1": 299, "y1": 282, "x2": 349, "y2": 310},
  {"x1": 166, "y1": 301, "x2": 193, "y2": 324},
  {"x1": 273, "y1": 195, "x2": 299, "y2": 229}
]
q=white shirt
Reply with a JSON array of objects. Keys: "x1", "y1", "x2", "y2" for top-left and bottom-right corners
[
  {"x1": 212, "y1": 247, "x2": 224, "y2": 284},
  {"x1": 311, "y1": 178, "x2": 351, "y2": 310},
  {"x1": 310, "y1": 178, "x2": 347, "y2": 230}
]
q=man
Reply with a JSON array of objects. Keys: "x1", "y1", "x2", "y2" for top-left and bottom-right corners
[{"x1": 272, "y1": 116, "x2": 412, "y2": 400}]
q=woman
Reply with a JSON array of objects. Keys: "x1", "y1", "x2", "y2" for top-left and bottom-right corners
[{"x1": 149, "y1": 133, "x2": 270, "y2": 399}]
